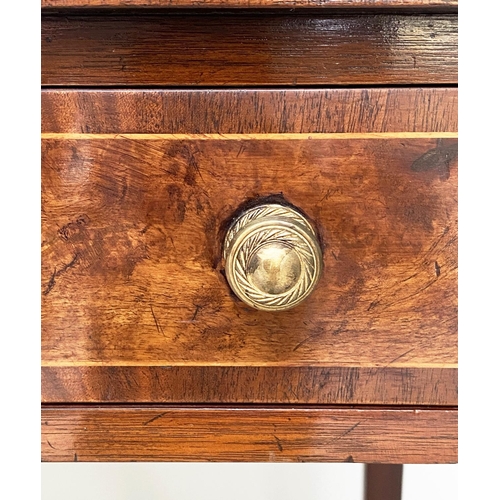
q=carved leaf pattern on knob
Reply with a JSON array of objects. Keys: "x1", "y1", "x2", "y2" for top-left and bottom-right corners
[{"x1": 224, "y1": 205, "x2": 314, "y2": 252}]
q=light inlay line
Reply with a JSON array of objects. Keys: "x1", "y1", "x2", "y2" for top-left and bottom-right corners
[
  {"x1": 41, "y1": 132, "x2": 458, "y2": 141},
  {"x1": 41, "y1": 361, "x2": 458, "y2": 368}
]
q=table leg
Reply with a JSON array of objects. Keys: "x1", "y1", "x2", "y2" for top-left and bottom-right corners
[{"x1": 364, "y1": 464, "x2": 403, "y2": 500}]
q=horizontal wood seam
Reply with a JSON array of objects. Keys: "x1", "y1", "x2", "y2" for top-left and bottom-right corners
[{"x1": 41, "y1": 403, "x2": 458, "y2": 409}]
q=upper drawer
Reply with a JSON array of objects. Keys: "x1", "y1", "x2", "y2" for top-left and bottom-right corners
[
  {"x1": 42, "y1": 88, "x2": 457, "y2": 406},
  {"x1": 41, "y1": 10, "x2": 457, "y2": 86}
]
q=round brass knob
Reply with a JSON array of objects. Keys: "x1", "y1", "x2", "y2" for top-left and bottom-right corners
[{"x1": 223, "y1": 203, "x2": 322, "y2": 311}]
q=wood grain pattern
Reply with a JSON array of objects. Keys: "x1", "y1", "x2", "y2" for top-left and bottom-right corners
[
  {"x1": 41, "y1": 13, "x2": 457, "y2": 86},
  {"x1": 41, "y1": 0, "x2": 459, "y2": 9},
  {"x1": 42, "y1": 366, "x2": 457, "y2": 404},
  {"x1": 42, "y1": 136, "x2": 457, "y2": 367},
  {"x1": 42, "y1": 89, "x2": 458, "y2": 134},
  {"x1": 41, "y1": 405, "x2": 458, "y2": 463},
  {"x1": 41, "y1": 1, "x2": 457, "y2": 465}
]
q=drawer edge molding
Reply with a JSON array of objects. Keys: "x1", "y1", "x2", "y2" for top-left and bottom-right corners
[
  {"x1": 42, "y1": 88, "x2": 458, "y2": 134},
  {"x1": 42, "y1": 405, "x2": 458, "y2": 463},
  {"x1": 42, "y1": 366, "x2": 458, "y2": 406}
]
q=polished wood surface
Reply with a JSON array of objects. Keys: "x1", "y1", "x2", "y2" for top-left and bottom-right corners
[
  {"x1": 42, "y1": 406, "x2": 457, "y2": 463},
  {"x1": 365, "y1": 464, "x2": 403, "y2": 500},
  {"x1": 41, "y1": 0, "x2": 457, "y2": 465},
  {"x1": 42, "y1": 366, "x2": 457, "y2": 404},
  {"x1": 42, "y1": 135, "x2": 457, "y2": 368},
  {"x1": 41, "y1": 0, "x2": 458, "y2": 9},
  {"x1": 42, "y1": 89, "x2": 458, "y2": 134},
  {"x1": 42, "y1": 13, "x2": 457, "y2": 86}
]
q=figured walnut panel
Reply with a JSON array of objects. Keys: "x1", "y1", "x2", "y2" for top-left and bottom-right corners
[
  {"x1": 42, "y1": 136, "x2": 457, "y2": 367},
  {"x1": 41, "y1": 0, "x2": 459, "y2": 9},
  {"x1": 42, "y1": 88, "x2": 458, "y2": 134},
  {"x1": 41, "y1": 405, "x2": 457, "y2": 463},
  {"x1": 41, "y1": 13, "x2": 457, "y2": 86}
]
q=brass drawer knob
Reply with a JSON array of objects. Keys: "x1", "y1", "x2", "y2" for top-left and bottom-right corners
[{"x1": 223, "y1": 203, "x2": 322, "y2": 311}]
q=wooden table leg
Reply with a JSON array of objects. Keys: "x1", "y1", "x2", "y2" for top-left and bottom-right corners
[{"x1": 365, "y1": 464, "x2": 403, "y2": 500}]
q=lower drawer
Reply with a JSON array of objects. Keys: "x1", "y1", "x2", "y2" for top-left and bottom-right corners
[
  {"x1": 42, "y1": 88, "x2": 457, "y2": 410},
  {"x1": 42, "y1": 405, "x2": 457, "y2": 463}
]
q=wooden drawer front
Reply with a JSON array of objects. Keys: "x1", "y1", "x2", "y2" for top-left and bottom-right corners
[
  {"x1": 42, "y1": 406, "x2": 457, "y2": 464},
  {"x1": 41, "y1": 11, "x2": 457, "y2": 87},
  {"x1": 42, "y1": 88, "x2": 457, "y2": 406}
]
